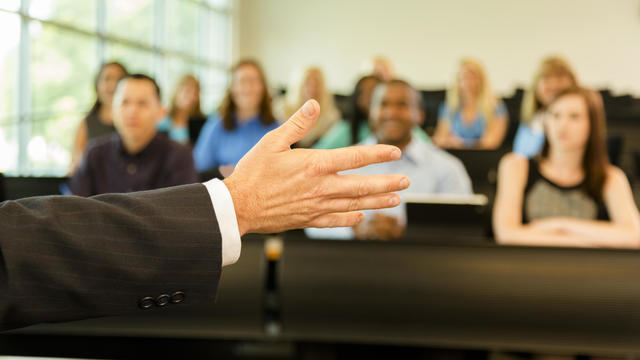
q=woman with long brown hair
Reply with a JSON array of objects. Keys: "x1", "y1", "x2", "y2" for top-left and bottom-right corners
[
  {"x1": 493, "y1": 87, "x2": 640, "y2": 248},
  {"x1": 193, "y1": 59, "x2": 278, "y2": 174},
  {"x1": 70, "y1": 61, "x2": 127, "y2": 172},
  {"x1": 158, "y1": 74, "x2": 206, "y2": 144}
]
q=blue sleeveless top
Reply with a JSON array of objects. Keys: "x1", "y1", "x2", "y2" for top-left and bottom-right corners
[{"x1": 438, "y1": 101, "x2": 507, "y2": 148}]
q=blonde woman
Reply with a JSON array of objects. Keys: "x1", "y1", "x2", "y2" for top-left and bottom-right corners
[
  {"x1": 433, "y1": 58, "x2": 508, "y2": 149},
  {"x1": 513, "y1": 56, "x2": 579, "y2": 158},
  {"x1": 276, "y1": 67, "x2": 341, "y2": 147}
]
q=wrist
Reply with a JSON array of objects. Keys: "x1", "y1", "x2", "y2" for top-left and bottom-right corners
[{"x1": 222, "y1": 176, "x2": 249, "y2": 236}]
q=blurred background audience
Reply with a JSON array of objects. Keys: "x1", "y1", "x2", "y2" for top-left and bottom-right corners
[
  {"x1": 433, "y1": 58, "x2": 508, "y2": 149},
  {"x1": 158, "y1": 74, "x2": 206, "y2": 145},
  {"x1": 68, "y1": 74, "x2": 197, "y2": 196},
  {"x1": 513, "y1": 56, "x2": 579, "y2": 158},
  {"x1": 70, "y1": 61, "x2": 127, "y2": 173},
  {"x1": 493, "y1": 87, "x2": 640, "y2": 248},
  {"x1": 275, "y1": 66, "x2": 341, "y2": 147},
  {"x1": 193, "y1": 59, "x2": 278, "y2": 177}
]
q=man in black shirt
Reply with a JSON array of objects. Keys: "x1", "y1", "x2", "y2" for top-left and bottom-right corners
[{"x1": 69, "y1": 74, "x2": 198, "y2": 196}]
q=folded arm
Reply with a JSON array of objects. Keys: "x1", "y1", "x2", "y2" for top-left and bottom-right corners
[{"x1": 493, "y1": 155, "x2": 640, "y2": 249}]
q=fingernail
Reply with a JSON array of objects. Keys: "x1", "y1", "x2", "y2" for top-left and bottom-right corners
[
  {"x1": 302, "y1": 100, "x2": 316, "y2": 117},
  {"x1": 389, "y1": 195, "x2": 401, "y2": 206},
  {"x1": 390, "y1": 148, "x2": 401, "y2": 159},
  {"x1": 399, "y1": 177, "x2": 409, "y2": 188}
]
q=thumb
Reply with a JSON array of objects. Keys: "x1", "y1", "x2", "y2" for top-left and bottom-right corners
[{"x1": 264, "y1": 99, "x2": 319, "y2": 149}]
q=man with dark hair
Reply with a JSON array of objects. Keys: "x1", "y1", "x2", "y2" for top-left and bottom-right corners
[
  {"x1": 307, "y1": 80, "x2": 472, "y2": 240},
  {"x1": 68, "y1": 73, "x2": 198, "y2": 196}
]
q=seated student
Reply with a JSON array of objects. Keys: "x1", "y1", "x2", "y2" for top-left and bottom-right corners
[
  {"x1": 193, "y1": 59, "x2": 278, "y2": 177},
  {"x1": 433, "y1": 58, "x2": 508, "y2": 149},
  {"x1": 158, "y1": 74, "x2": 206, "y2": 145},
  {"x1": 70, "y1": 61, "x2": 127, "y2": 173},
  {"x1": 361, "y1": 55, "x2": 394, "y2": 81},
  {"x1": 275, "y1": 66, "x2": 341, "y2": 147},
  {"x1": 493, "y1": 87, "x2": 640, "y2": 248},
  {"x1": 306, "y1": 79, "x2": 472, "y2": 241},
  {"x1": 513, "y1": 56, "x2": 578, "y2": 158},
  {"x1": 313, "y1": 75, "x2": 430, "y2": 149},
  {"x1": 68, "y1": 74, "x2": 198, "y2": 196}
]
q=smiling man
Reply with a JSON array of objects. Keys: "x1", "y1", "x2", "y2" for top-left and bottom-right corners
[
  {"x1": 354, "y1": 79, "x2": 472, "y2": 239},
  {"x1": 69, "y1": 74, "x2": 198, "y2": 196},
  {"x1": 364, "y1": 80, "x2": 471, "y2": 192},
  {"x1": 307, "y1": 79, "x2": 472, "y2": 240}
]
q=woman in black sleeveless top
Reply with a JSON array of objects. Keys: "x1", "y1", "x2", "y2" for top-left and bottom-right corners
[
  {"x1": 493, "y1": 87, "x2": 640, "y2": 248},
  {"x1": 70, "y1": 62, "x2": 127, "y2": 173}
]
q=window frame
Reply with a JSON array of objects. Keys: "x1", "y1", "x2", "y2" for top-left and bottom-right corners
[{"x1": 0, "y1": 0, "x2": 232, "y2": 176}]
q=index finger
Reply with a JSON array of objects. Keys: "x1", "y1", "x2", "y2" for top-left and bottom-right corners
[{"x1": 317, "y1": 145, "x2": 402, "y2": 174}]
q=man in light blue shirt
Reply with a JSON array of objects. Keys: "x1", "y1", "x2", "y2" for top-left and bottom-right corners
[{"x1": 306, "y1": 79, "x2": 472, "y2": 240}]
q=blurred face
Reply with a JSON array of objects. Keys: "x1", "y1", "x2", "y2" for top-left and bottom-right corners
[
  {"x1": 536, "y1": 73, "x2": 574, "y2": 106},
  {"x1": 231, "y1": 64, "x2": 264, "y2": 112},
  {"x1": 301, "y1": 70, "x2": 322, "y2": 101},
  {"x1": 97, "y1": 64, "x2": 126, "y2": 105},
  {"x1": 369, "y1": 83, "x2": 421, "y2": 147},
  {"x1": 356, "y1": 77, "x2": 379, "y2": 115},
  {"x1": 458, "y1": 65, "x2": 481, "y2": 99},
  {"x1": 175, "y1": 79, "x2": 199, "y2": 111},
  {"x1": 112, "y1": 79, "x2": 162, "y2": 146},
  {"x1": 545, "y1": 94, "x2": 590, "y2": 152}
]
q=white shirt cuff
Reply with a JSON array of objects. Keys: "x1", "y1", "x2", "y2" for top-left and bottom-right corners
[{"x1": 203, "y1": 178, "x2": 241, "y2": 267}]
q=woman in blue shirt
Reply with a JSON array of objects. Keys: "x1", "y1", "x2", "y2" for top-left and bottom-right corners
[
  {"x1": 158, "y1": 74, "x2": 206, "y2": 145},
  {"x1": 433, "y1": 58, "x2": 508, "y2": 149},
  {"x1": 194, "y1": 60, "x2": 278, "y2": 174},
  {"x1": 512, "y1": 56, "x2": 578, "y2": 158}
]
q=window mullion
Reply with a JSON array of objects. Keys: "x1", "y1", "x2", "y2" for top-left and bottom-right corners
[
  {"x1": 97, "y1": 0, "x2": 106, "y2": 63},
  {"x1": 17, "y1": 0, "x2": 31, "y2": 175}
]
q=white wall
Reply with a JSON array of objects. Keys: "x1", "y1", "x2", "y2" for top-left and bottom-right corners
[{"x1": 236, "y1": 0, "x2": 640, "y2": 96}]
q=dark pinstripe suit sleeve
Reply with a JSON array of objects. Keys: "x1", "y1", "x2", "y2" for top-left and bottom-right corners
[{"x1": 0, "y1": 183, "x2": 222, "y2": 330}]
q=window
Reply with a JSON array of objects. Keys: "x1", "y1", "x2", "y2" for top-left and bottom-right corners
[
  {"x1": 106, "y1": 0, "x2": 154, "y2": 45},
  {"x1": 29, "y1": 22, "x2": 97, "y2": 173},
  {"x1": 166, "y1": 0, "x2": 200, "y2": 57},
  {"x1": 106, "y1": 43, "x2": 154, "y2": 74},
  {"x1": 0, "y1": 12, "x2": 20, "y2": 172},
  {"x1": 29, "y1": 0, "x2": 96, "y2": 31},
  {"x1": 1, "y1": 0, "x2": 232, "y2": 176},
  {"x1": 0, "y1": 1, "x2": 20, "y2": 12}
]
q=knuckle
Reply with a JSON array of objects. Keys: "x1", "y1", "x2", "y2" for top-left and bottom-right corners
[
  {"x1": 305, "y1": 181, "x2": 326, "y2": 200},
  {"x1": 387, "y1": 178, "x2": 397, "y2": 192},
  {"x1": 351, "y1": 150, "x2": 365, "y2": 167},
  {"x1": 357, "y1": 181, "x2": 370, "y2": 197},
  {"x1": 348, "y1": 198, "x2": 360, "y2": 212},
  {"x1": 304, "y1": 158, "x2": 325, "y2": 177},
  {"x1": 288, "y1": 118, "x2": 307, "y2": 136},
  {"x1": 324, "y1": 216, "x2": 338, "y2": 228}
]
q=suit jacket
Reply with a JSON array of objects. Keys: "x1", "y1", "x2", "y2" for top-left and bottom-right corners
[{"x1": 0, "y1": 183, "x2": 222, "y2": 330}]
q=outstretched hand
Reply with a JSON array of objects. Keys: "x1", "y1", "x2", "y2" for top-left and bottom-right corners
[{"x1": 223, "y1": 99, "x2": 410, "y2": 235}]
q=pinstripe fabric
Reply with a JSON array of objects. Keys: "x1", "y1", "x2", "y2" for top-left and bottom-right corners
[{"x1": 0, "y1": 183, "x2": 222, "y2": 330}]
